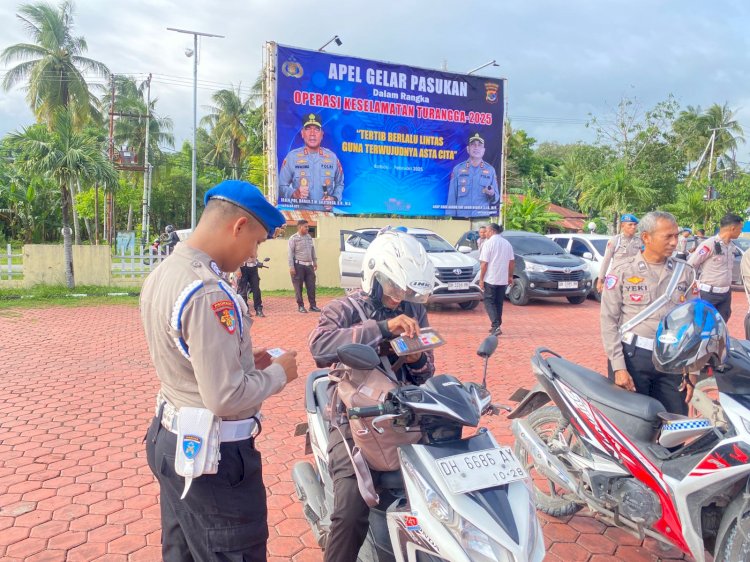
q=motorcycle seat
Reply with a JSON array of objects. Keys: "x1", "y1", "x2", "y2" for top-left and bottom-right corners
[{"x1": 547, "y1": 357, "x2": 666, "y2": 423}]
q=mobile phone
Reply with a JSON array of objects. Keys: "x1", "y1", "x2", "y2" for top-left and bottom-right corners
[{"x1": 390, "y1": 329, "x2": 445, "y2": 356}]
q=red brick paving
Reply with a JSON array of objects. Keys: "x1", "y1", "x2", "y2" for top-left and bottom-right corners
[{"x1": 2, "y1": 292, "x2": 744, "y2": 561}]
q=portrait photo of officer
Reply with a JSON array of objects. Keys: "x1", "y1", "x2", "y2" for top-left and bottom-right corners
[
  {"x1": 445, "y1": 133, "x2": 500, "y2": 218},
  {"x1": 279, "y1": 113, "x2": 344, "y2": 212}
]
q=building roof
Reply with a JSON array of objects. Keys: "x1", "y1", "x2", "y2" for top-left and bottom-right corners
[{"x1": 503, "y1": 194, "x2": 587, "y2": 232}]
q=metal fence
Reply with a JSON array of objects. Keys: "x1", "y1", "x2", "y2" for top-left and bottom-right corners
[
  {"x1": 2, "y1": 244, "x2": 22, "y2": 280},
  {"x1": 112, "y1": 244, "x2": 171, "y2": 278}
]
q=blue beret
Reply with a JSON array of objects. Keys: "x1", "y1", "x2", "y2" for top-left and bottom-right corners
[
  {"x1": 620, "y1": 213, "x2": 639, "y2": 224},
  {"x1": 204, "y1": 180, "x2": 285, "y2": 239}
]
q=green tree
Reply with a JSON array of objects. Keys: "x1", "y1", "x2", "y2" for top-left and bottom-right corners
[
  {"x1": 7, "y1": 110, "x2": 117, "y2": 287},
  {"x1": 201, "y1": 86, "x2": 253, "y2": 179},
  {"x1": 1, "y1": 1, "x2": 110, "y2": 128},
  {"x1": 503, "y1": 195, "x2": 562, "y2": 233}
]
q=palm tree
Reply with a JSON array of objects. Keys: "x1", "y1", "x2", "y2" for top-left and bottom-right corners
[
  {"x1": 579, "y1": 160, "x2": 657, "y2": 232},
  {"x1": 1, "y1": 1, "x2": 110, "y2": 129},
  {"x1": 7, "y1": 110, "x2": 117, "y2": 287},
  {"x1": 702, "y1": 103, "x2": 745, "y2": 171},
  {"x1": 504, "y1": 195, "x2": 562, "y2": 233},
  {"x1": 201, "y1": 86, "x2": 253, "y2": 179}
]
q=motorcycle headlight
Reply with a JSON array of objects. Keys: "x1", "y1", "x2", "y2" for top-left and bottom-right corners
[
  {"x1": 460, "y1": 519, "x2": 513, "y2": 562},
  {"x1": 525, "y1": 262, "x2": 548, "y2": 273},
  {"x1": 401, "y1": 457, "x2": 454, "y2": 525}
]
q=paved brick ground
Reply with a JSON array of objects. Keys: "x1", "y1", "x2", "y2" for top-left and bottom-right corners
[{"x1": 1, "y1": 292, "x2": 745, "y2": 561}]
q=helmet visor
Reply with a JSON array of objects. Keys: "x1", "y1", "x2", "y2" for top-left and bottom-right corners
[{"x1": 375, "y1": 271, "x2": 432, "y2": 304}]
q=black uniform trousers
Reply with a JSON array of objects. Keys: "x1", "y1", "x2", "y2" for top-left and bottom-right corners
[
  {"x1": 608, "y1": 345, "x2": 687, "y2": 415},
  {"x1": 699, "y1": 290, "x2": 732, "y2": 323},
  {"x1": 238, "y1": 265, "x2": 262, "y2": 311},
  {"x1": 483, "y1": 282, "x2": 507, "y2": 331},
  {"x1": 145, "y1": 416, "x2": 268, "y2": 562},
  {"x1": 324, "y1": 425, "x2": 380, "y2": 562},
  {"x1": 291, "y1": 263, "x2": 317, "y2": 308}
]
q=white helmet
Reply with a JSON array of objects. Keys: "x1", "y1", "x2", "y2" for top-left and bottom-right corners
[{"x1": 361, "y1": 230, "x2": 435, "y2": 304}]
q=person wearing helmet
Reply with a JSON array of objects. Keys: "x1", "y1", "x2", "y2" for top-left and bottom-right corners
[
  {"x1": 163, "y1": 224, "x2": 180, "y2": 253},
  {"x1": 596, "y1": 213, "x2": 642, "y2": 293},
  {"x1": 308, "y1": 228, "x2": 436, "y2": 562},
  {"x1": 653, "y1": 299, "x2": 728, "y2": 400},
  {"x1": 600, "y1": 211, "x2": 697, "y2": 414}
]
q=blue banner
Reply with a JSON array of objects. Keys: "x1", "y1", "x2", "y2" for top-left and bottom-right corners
[{"x1": 275, "y1": 45, "x2": 505, "y2": 217}]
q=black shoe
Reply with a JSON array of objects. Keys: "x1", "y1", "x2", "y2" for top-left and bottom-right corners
[
  {"x1": 489, "y1": 326, "x2": 498, "y2": 334},
  {"x1": 493, "y1": 327, "x2": 503, "y2": 336},
  {"x1": 298, "y1": 306, "x2": 308, "y2": 313},
  {"x1": 255, "y1": 308, "x2": 265, "y2": 318},
  {"x1": 309, "y1": 306, "x2": 321, "y2": 312}
]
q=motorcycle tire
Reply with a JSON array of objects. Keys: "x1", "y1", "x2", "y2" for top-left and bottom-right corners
[
  {"x1": 714, "y1": 497, "x2": 750, "y2": 562},
  {"x1": 514, "y1": 405, "x2": 583, "y2": 518}
]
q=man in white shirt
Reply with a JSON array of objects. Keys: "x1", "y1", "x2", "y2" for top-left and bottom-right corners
[{"x1": 478, "y1": 223, "x2": 515, "y2": 335}]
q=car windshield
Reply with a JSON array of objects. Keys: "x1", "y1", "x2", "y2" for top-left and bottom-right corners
[
  {"x1": 591, "y1": 239, "x2": 608, "y2": 255},
  {"x1": 507, "y1": 236, "x2": 565, "y2": 255},
  {"x1": 414, "y1": 234, "x2": 455, "y2": 253},
  {"x1": 734, "y1": 238, "x2": 750, "y2": 253}
]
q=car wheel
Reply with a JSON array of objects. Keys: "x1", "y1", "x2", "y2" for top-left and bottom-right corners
[
  {"x1": 590, "y1": 290, "x2": 601, "y2": 303},
  {"x1": 458, "y1": 300, "x2": 480, "y2": 310},
  {"x1": 566, "y1": 295, "x2": 587, "y2": 304},
  {"x1": 508, "y1": 279, "x2": 530, "y2": 306}
]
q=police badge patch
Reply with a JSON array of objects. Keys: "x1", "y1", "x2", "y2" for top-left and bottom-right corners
[
  {"x1": 182, "y1": 435, "x2": 202, "y2": 459},
  {"x1": 604, "y1": 275, "x2": 618, "y2": 290},
  {"x1": 698, "y1": 246, "x2": 709, "y2": 256},
  {"x1": 209, "y1": 261, "x2": 223, "y2": 277},
  {"x1": 212, "y1": 300, "x2": 237, "y2": 334}
]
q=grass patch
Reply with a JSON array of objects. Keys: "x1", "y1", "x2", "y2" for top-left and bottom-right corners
[{"x1": 263, "y1": 287, "x2": 346, "y2": 298}]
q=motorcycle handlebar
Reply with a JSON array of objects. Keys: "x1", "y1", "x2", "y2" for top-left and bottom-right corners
[{"x1": 347, "y1": 402, "x2": 395, "y2": 419}]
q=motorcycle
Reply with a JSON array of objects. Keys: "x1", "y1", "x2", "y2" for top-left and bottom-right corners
[
  {"x1": 292, "y1": 335, "x2": 545, "y2": 562},
  {"x1": 508, "y1": 340, "x2": 750, "y2": 561}
]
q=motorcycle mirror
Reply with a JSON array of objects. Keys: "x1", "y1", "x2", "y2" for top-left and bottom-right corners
[
  {"x1": 337, "y1": 343, "x2": 381, "y2": 370},
  {"x1": 477, "y1": 335, "x2": 498, "y2": 358},
  {"x1": 263, "y1": 257, "x2": 270, "y2": 262}
]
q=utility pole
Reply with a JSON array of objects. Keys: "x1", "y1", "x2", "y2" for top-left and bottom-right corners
[
  {"x1": 107, "y1": 75, "x2": 116, "y2": 244},
  {"x1": 167, "y1": 27, "x2": 224, "y2": 230},
  {"x1": 141, "y1": 73, "x2": 152, "y2": 245}
]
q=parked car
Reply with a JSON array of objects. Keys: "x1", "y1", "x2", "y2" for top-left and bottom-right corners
[
  {"x1": 339, "y1": 227, "x2": 482, "y2": 309},
  {"x1": 547, "y1": 233, "x2": 612, "y2": 300}
]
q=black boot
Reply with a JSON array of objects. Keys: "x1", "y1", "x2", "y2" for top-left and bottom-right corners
[{"x1": 255, "y1": 307, "x2": 265, "y2": 317}]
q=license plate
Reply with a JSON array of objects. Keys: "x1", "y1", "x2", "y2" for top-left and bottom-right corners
[
  {"x1": 558, "y1": 281, "x2": 578, "y2": 289},
  {"x1": 448, "y1": 282, "x2": 470, "y2": 290},
  {"x1": 434, "y1": 447, "x2": 527, "y2": 494}
]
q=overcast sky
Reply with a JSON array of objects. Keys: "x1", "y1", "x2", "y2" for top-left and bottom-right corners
[{"x1": 1, "y1": 0, "x2": 748, "y2": 163}]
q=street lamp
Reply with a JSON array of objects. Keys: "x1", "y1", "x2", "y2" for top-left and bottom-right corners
[
  {"x1": 318, "y1": 35, "x2": 343, "y2": 51},
  {"x1": 467, "y1": 60, "x2": 499, "y2": 75},
  {"x1": 167, "y1": 27, "x2": 224, "y2": 230}
]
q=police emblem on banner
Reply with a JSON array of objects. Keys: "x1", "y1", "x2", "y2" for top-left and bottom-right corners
[
  {"x1": 485, "y1": 82, "x2": 499, "y2": 103},
  {"x1": 281, "y1": 60, "x2": 303, "y2": 78},
  {"x1": 182, "y1": 435, "x2": 202, "y2": 459},
  {"x1": 211, "y1": 300, "x2": 237, "y2": 334}
]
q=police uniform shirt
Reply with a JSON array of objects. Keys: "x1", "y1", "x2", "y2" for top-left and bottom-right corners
[
  {"x1": 598, "y1": 234, "x2": 642, "y2": 281},
  {"x1": 741, "y1": 250, "x2": 750, "y2": 295},
  {"x1": 687, "y1": 235, "x2": 735, "y2": 289},
  {"x1": 278, "y1": 147, "x2": 344, "y2": 209},
  {"x1": 446, "y1": 160, "x2": 499, "y2": 217},
  {"x1": 676, "y1": 235, "x2": 689, "y2": 254},
  {"x1": 600, "y1": 253, "x2": 695, "y2": 372},
  {"x1": 140, "y1": 243, "x2": 286, "y2": 419},
  {"x1": 287, "y1": 232, "x2": 317, "y2": 268}
]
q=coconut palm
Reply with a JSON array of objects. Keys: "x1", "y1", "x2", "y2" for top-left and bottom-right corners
[
  {"x1": 1, "y1": 1, "x2": 110, "y2": 128},
  {"x1": 201, "y1": 86, "x2": 254, "y2": 179},
  {"x1": 7, "y1": 110, "x2": 117, "y2": 287}
]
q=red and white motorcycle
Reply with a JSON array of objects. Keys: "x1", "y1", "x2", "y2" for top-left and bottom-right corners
[{"x1": 509, "y1": 340, "x2": 750, "y2": 561}]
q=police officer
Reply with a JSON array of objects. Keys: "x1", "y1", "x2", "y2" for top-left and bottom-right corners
[
  {"x1": 596, "y1": 213, "x2": 642, "y2": 293},
  {"x1": 676, "y1": 227, "x2": 691, "y2": 256},
  {"x1": 688, "y1": 213, "x2": 743, "y2": 322},
  {"x1": 600, "y1": 211, "x2": 695, "y2": 415},
  {"x1": 237, "y1": 256, "x2": 265, "y2": 317},
  {"x1": 288, "y1": 219, "x2": 319, "y2": 313},
  {"x1": 279, "y1": 113, "x2": 344, "y2": 211},
  {"x1": 140, "y1": 180, "x2": 298, "y2": 562},
  {"x1": 741, "y1": 247, "x2": 750, "y2": 339},
  {"x1": 446, "y1": 133, "x2": 499, "y2": 217}
]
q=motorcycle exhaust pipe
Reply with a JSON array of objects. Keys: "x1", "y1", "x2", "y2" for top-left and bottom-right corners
[
  {"x1": 292, "y1": 461, "x2": 329, "y2": 547},
  {"x1": 512, "y1": 419, "x2": 579, "y2": 493}
]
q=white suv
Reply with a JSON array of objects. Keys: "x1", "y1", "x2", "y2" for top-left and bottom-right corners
[
  {"x1": 339, "y1": 228, "x2": 482, "y2": 310},
  {"x1": 547, "y1": 233, "x2": 612, "y2": 300}
]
